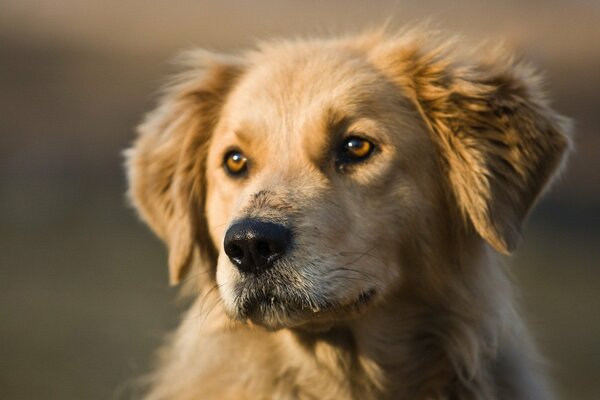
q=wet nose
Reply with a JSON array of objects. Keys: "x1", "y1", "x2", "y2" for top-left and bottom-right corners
[{"x1": 223, "y1": 219, "x2": 292, "y2": 274}]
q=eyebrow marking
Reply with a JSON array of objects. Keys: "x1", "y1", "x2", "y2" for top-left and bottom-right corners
[
  {"x1": 304, "y1": 108, "x2": 353, "y2": 169},
  {"x1": 233, "y1": 129, "x2": 247, "y2": 139},
  {"x1": 325, "y1": 109, "x2": 352, "y2": 144},
  {"x1": 233, "y1": 128, "x2": 252, "y2": 145}
]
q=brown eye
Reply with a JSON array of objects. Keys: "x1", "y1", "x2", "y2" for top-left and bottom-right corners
[
  {"x1": 340, "y1": 136, "x2": 374, "y2": 162},
  {"x1": 224, "y1": 150, "x2": 248, "y2": 176}
]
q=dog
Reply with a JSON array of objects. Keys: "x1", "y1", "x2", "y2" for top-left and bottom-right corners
[{"x1": 126, "y1": 28, "x2": 571, "y2": 399}]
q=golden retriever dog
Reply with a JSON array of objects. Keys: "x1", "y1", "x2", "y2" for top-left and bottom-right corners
[{"x1": 126, "y1": 28, "x2": 571, "y2": 399}]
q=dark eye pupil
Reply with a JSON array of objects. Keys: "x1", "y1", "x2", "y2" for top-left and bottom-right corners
[
  {"x1": 346, "y1": 139, "x2": 363, "y2": 149},
  {"x1": 335, "y1": 136, "x2": 374, "y2": 171},
  {"x1": 342, "y1": 137, "x2": 372, "y2": 159},
  {"x1": 224, "y1": 150, "x2": 248, "y2": 176}
]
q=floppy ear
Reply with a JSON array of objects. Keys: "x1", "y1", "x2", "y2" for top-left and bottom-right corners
[
  {"x1": 374, "y1": 38, "x2": 572, "y2": 253},
  {"x1": 126, "y1": 51, "x2": 243, "y2": 284}
]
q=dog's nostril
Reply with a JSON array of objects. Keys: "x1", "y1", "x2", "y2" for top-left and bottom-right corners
[{"x1": 226, "y1": 243, "x2": 244, "y2": 259}]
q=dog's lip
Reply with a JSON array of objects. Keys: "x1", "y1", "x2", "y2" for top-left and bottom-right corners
[{"x1": 238, "y1": 287, "x2": 377, "y2": 322}]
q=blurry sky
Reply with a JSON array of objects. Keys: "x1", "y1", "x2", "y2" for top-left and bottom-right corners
[{"x1": 1, "y1": 1, "x2": 599, "y2": 399}]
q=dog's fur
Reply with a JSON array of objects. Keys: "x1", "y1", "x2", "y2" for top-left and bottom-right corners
[{"x1": 126, "y1": 29, "x2": 571, "y2": 399}]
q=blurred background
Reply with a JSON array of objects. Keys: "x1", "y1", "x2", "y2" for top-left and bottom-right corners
[{"x1": 0, "y1": 1, "x2": 598, "y2": 399}]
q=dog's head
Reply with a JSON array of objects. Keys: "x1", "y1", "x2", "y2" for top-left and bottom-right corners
[{"x1": 127, "y1": 32, "x2": 571, "y2": 330}]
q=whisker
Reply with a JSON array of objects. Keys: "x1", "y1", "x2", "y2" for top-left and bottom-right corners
[
  {"x1": 334, "y1": 266, "x2": 377, "y2": 279},
  {"x1": 178, "y1": 267, "x2": 213, "y2": 285},
  {"x1": 182, "y1": 291, "x2": 223, "y2": 321}
]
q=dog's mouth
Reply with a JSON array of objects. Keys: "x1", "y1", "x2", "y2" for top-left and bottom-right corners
[{"x1": 233, "y1": 286, "x2": 377, "y2": 330}]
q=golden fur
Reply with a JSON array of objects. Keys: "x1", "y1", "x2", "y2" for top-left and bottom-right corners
[{"x1": 126, "y1": 29, "x2": 571, "y2": 399}]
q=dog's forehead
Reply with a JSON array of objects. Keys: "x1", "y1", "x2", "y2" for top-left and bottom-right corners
[{"x1": 220, "y1": 45, "x2": 394, "y2": 151}]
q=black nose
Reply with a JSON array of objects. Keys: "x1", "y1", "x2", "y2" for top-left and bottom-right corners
[{"x1": 223, "y1": 219, "x2": 292, "y2": 274}]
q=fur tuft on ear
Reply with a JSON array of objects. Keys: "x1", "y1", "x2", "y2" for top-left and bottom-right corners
[
  {"x1": 371, "y1": 34, "x2": 572, "y2": 253},
  {"x1": 126, "y1": 51, "x2": 244, "y2": 284}
]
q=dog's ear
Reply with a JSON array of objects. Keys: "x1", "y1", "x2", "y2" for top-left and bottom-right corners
[
  {"x1": 126, "y1": 51, "x2": 243, "y2": 284},
  {"x1": 373, "y1": 38, "x2": 572, "y2": 253}
]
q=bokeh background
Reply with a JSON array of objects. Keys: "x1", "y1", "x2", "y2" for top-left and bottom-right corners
[{"x1": 1, "y1": 1, "x2": 598, "y2": 399}]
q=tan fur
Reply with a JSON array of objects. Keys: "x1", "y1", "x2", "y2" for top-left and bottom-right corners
[{"x1": 126, "y1": 29, "x2": 571, "y2": 400}]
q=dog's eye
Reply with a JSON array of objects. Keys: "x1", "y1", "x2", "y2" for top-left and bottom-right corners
[
  {"x1": 224, "y1": 150, "x2": 248, "y2": 176},
  {"x1": 338, "y1": 136, "x2": 375, "y2": 164}
]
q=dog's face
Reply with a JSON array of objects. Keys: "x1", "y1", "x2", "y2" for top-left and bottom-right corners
[
  {"x1": 205, "y1": 48, "x2": 438, "y2": 329},
  {"x1": 127, "y1": 33, "x2": 570, "y2": 331}
]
